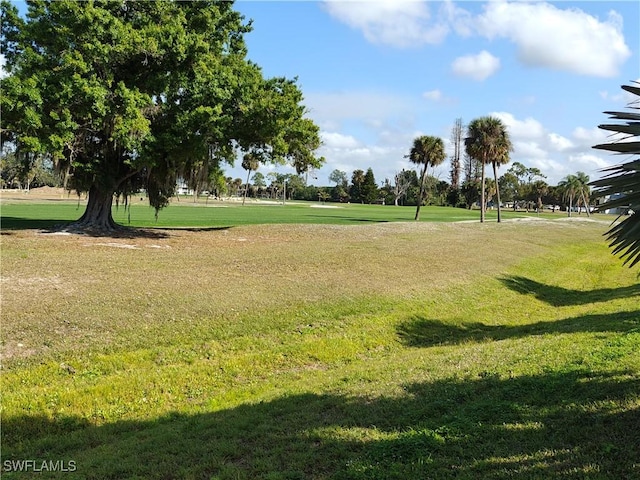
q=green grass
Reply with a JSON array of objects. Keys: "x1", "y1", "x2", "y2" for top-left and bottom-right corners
[
  {"x1": 1, "y1": 215, "x2": 638, "y2": 479},
  {"x1": 0, "y1": 197, "x2": 568, "y2": 230}
]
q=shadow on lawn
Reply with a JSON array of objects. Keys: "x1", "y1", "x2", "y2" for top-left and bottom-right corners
[
  {"x1": 304, "y1": 214, "x2": 395, "y2": 223},
  {"x1": 499, "y1": 275, "x2": 640, "y2": 307},
  {"x1": 0, "y1": 217, "x2": 181, "y2": 239},
  {"x1": 3, "y1": 370, "x2": 639, "y2": 479},
  {"x1": 398, "y1": 310, "x2": 639, "y2": 348},
  {"x1": 0, "y1": 217, "x2": 72, "y2": 231}
]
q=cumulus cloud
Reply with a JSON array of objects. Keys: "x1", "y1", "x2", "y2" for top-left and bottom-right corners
[
  {"x1": 484, "y1": 112, "x2": 616, "y2": 184},
  {"x1": 305, "y1": 91, "x2": 415, "y2": 128},
  {"x1": 547, "y1": 133, "x2": 574, "y2": 152},
  {"x1": 572, "y1": 127, "x2": 610, "y2": 146},
  {"x1": 491, "y1": 112, "x2": 545, "y2": 140},
  {"x1": 567, "y1": 153, "x2": 611, "y2": 171},
  {"x1": 451, "y1": 50, "x2": 500, "y2": 81},
  {"x1": 476, "y1": 2, "x2": 631, "y2": 77},
  {"x1": 322, "y1": 1, "x2": 631, "y2": 77},
  {"x1": 322, "y1": 0, "x2": 448, "y2": 47},
  {"x1": 321, "y1": 132, "x2": 361, "y2": 149}
]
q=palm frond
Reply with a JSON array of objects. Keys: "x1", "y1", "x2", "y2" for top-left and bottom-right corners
[{"x1": 591, "y1": 82, "x2": 640, "y2": 267}]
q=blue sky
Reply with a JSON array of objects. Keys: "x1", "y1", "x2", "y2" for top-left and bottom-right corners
[
  {"x1": 5, "y1": 1, "x2": 639, "y2": 187},
  {"x1": 228, "y1": 0, "x2": 639, "y2": 187}
]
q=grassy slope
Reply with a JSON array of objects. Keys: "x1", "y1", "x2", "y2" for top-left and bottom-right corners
[{"x1": 1, "y1": 218, "x2": 639, "y2": 479}]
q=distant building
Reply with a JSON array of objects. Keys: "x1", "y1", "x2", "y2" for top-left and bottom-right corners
[
  {"x1": 176, "y1": 178, "x2": 192, "y2": 196},
  {"x1": 597, "y1": 193, "x2": 631, "y2": 215}
]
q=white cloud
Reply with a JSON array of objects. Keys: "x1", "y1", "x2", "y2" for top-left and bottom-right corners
[
  {"x1": 441, "y1": 0, "x2": 474, "y2": 37},
  {"x1": 572, "y1": 127, "x2": 609, "y2": 147},
  {"x1": 548, "y1": 133, "x2": 574, "y2": 152},
  {"x1": 423, "y1": 89, "x2": 443, "y2": 101},
  {"x1": 0, "y1": 54, "x2": 6, "y2": 79},
  {"x1": 476, "y1": 2, "x2": 631, "y2": 77},
  {"x1": 321, "y1": 131, "x2": 361, "y2": 149},
  {"x1": 482, "y1": 112, "x2": 618, "y2": 184},
  {"x1": 491, "y1": 112, "x2": 545, "y2": 140},
  {"x1": 567, "y1": 153, "x2": 611, "y2": 173},
  {"x1": 306, "y1": 91, "x2": 414, "y2": 124},
  {"x1": 322, "y1": 1, "x2": 631, "y2": 77},
  {"x1": 451, "y1": 50, "x2": 500, "y2": 81},
  {"x1": 322, "y1": 0, "x2": 448, "y2": 47}
]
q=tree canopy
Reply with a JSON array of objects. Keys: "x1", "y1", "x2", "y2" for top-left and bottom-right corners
[
  {"x1": 0, "y1": 0, "x2": 322, "y2": 231},
  {"x1": 408, "y1": 135, "x2": 446, "y2": 221},
  {"x1": 465, "y1": 116, "x2": 512, "y2": 222}
]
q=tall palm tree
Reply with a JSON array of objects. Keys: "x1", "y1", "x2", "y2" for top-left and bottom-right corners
[
  {"x1": 558, "y1": 174, "x2": 581, "y2": 217},
  {"x1": 241, "y1": 153, "x2": 260, "y2": 206},
  {"x1": 574, "y1": 171, "x2": 591, "y2": 216},
  {"x1": 408, "y1": 135, "x2": 446, "y2": 221},
  {"x1": 592, "y1": 81, "x2": 640, "y2": 267},
  {"x1": 465, "y1": 116, "x2": 513, "y2": 222}
]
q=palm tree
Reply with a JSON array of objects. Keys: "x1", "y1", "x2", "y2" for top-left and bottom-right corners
[
  {"x1": 558, "y1": 174, "x2": 581, "y2": 217},
  {"x1": 591, "y1": 81, "x2": 640, "y2": 267},
  {"x1": 408, "y1": 135, "x2": 446, "y2": 221},
  {"x1": 241, "y1": 153, "x2": 260, "y2": 206},
  {"x1": 531, "y1": 180, "x2": 549, "y2": 213},
  {"x1": 574, "y1": 171, "x2": 591, "y2": 216},
  {"x1": 465, "y1": 116, "x2": 513, "y2": 222}
]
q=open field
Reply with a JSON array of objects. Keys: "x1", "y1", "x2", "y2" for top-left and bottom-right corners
[
  {"x1": 1, "y1": 195, "x2": 639, "y2": 479},
  {"x1": 0, "y1": 187, "x2": 593, "y2": 230}
]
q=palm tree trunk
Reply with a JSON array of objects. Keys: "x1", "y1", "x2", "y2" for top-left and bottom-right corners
[
  {"x1": 492, "y1": 161, "x2": 502, "y2": 223},
  {"x1": 415, "y1": 164, "x2": 427, "y2": 221},
  {"x1": 480, "y1": 162, "x2": 486, "y2": 223},
  {"x1": 581, "y1": 191, "x2": 590, "y2": 217},
  {"x1": 242, "y1": 170, "x2": 251, "y2": 206}
]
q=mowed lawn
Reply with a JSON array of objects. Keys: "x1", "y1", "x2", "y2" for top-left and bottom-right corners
[
  {"x1": 1, "y1": 203, "x2": 639, "y2": 479},
  {"x1": 0, "y1": 194, "x2": 562, "y2": 230}
]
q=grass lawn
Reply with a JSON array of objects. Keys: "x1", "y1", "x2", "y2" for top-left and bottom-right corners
[
  {"x1": 0, "y1": 194, "x2": 568, "y2": 230},
  {"x1": 1, "y1": 200, "x2": 638, "y2": 479}
]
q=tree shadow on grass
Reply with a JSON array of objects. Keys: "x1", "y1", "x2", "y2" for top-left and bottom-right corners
[
  {"x1": 148, "y1": 226, "x2": 233, "y2": 233},
  {"x1": 398, "y1": 310, "x2": 639, "y2": 348},
  {"x1": 2, "y1": 370, "x2": 639, "y2": 479},
  {"x1": 0, "y1": 217, "x2": 72, "y2": 231},
  {"x1": 0, "y1": 217, "x2": 180, "y2": 239},
  {"x1": 303, "y1": 214, "x2": 393, "y2": 224},
  {"x1": 499, "y1": 275, "x2": 640, "y2": 307}
]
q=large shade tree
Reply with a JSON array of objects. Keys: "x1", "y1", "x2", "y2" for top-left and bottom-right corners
[
  {"x1": 408, "y1": 135, "x2": 446, "y2": 221},
  {"x1": 592, "y1": 82, "x2": 640, "y2": 267},
  {"x1": 0, "y1": 0, "x2": 322, "y2": 231},
  {"x1": 465, "y1": 116, "x2": 512, "y2": 222}
]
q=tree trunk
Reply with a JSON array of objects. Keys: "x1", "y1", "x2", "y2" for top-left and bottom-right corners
[
  {"x1": 71, "y1": 184, "x2": 118, "y2": 231},
  {"x1": 242, "y1": 170, "x2": 250, "y2": 206},
  {"x1": 581, "y1": 191, "x2": 590, "y2": 217},
  {"x1": 493, "y1": 161, "x2": 502, "y2": 223},
  {"x1": 415, "y1": 164, "x2": 427, "y2": 221},
  {"x1": 480, "y1": 162, "x2": 486, "y2": 223}
]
